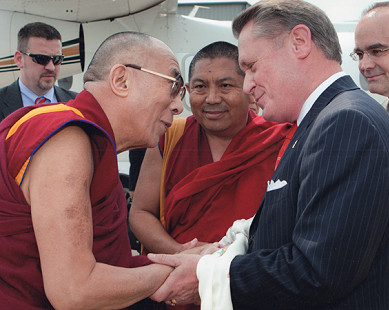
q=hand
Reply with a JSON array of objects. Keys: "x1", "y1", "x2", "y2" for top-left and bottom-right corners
[
  {"x1": 148, "y1": 253, "x2": 201, "y2": 305},
  {"x1": 178, "y1": 238, "x2": 199, "y2": 253},
  {"x1": 181, "y1": 242, "x2": 221, "y2": 255}
]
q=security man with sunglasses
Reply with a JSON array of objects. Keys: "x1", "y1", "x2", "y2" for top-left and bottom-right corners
[
  {"x1": 354, "y1": 2, "x2": 389, "y2": 112},
  {"x1": 0, "y1": 22, "x2": 77, "y2": 121}
]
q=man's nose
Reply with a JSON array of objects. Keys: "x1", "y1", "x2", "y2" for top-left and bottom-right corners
[
  {"x1": 243, "y1": 72, "x2": 256, "y2": 95},
  {"x1": 206, "y1": 86, "x2": 222, "y2": 104},
  {"x1": 44, "y1": 59, "x2": 56, "y2": 71},
  {"x1": 359, "y1": 53, "x2": 376, "y2": 71},
  {"x1": 171, "y1": 95, "x2": 183, "y2": 115}
]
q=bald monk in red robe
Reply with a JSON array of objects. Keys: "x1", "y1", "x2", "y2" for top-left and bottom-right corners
[
  {"x1": 130, "y1": 41, "x2": 291, "y2": 310},
  {"x1": 0, "y1": 31, "x2": 184, "y2": 310}
]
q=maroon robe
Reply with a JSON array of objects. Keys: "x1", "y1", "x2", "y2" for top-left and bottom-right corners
[
  {"x1": 159, "y1": 112, "x2": 290, "y2": 310},
  {"x1": 161, "y1": 112, "x2": 290, "y2": 244},
  {"x1": 0, "y1": 91, "x2": 150, "y2": 309}
]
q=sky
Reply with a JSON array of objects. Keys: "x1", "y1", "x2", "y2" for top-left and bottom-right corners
[{"x1": 303, "y1": 0, "x2": 375, "y2": 22}]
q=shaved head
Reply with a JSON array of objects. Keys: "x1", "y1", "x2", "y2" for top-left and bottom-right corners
[{"x1": 84, "y1": 32, "x2": 155, "y2": 83}]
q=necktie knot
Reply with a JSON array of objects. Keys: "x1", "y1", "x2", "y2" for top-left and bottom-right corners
[{"x1": 35, "y1": 96, "x2": 46, "y2": 104}]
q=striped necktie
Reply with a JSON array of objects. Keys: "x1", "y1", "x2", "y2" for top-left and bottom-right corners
[{"x1": 35, "y1": 96, "x2": 46, "y2": 104}]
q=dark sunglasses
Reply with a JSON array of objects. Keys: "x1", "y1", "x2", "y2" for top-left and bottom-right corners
[
  {"x1": 20, "y1": 51, "x2": 64, "y2": 66},
  {"x1": 124, "y1": 64, "x2": 186, "y2": 100}
]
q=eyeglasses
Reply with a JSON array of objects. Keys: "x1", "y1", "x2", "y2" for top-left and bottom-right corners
[
  {"x1": 20, "y1": 51, "x2": 64, "y2": 66},
  {"x1": 124, "y1": 64, "x2": 186, "y2": 100},
  {"x1": 350, "y1": 47, "x2": 389, "y2": 61}
]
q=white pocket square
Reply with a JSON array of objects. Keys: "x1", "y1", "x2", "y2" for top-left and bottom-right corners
[{"x1": 267, "y1": 179, "x2": 287, "y2": 192}]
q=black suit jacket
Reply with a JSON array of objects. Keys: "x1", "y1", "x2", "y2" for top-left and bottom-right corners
[
  {"x1": 0, "y1": 79, "x2": 77, "y2": 121},
  {"x1": 230, "y1": 76, "x2": 389, "y2": 309}
]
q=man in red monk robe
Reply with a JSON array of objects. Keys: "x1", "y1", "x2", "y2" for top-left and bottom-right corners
[
  {"x1": 129, "y1": 41, "x2": 291, "y2": 309},
  {"x1": 0, "y1": 31, "x2": 185, "y2": 309}
]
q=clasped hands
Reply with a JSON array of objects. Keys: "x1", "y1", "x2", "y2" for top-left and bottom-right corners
[{"x1": 147, "y1": 239, "x2": 220, "y2": 306}]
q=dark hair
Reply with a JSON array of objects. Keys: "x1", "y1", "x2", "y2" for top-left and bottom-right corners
[
  {"x1": 188, "y1": 41, "x2": 244, "y2": 81},
  {"x1": 17, "y1": 22, "x2": 62, "y2": 51},
  {"x1": 232, "y1": 0, "x2": 342, "y2": 64},
  {"x1": 83, "y1": 31, "x2": 153, "y2": 84},
  {"x1": 362, "y1": 1, "x2": 389, "y2": 16}
]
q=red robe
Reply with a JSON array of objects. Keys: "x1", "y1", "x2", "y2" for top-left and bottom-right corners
[
  {"x1": 162, "y1": 112, "x2": 290, "y2": 244},
  {"x1": 0, "y1": 91, "x2": 150, "y2": 309},
  {"x1": 160, "y1": 113, "x2": 290, "y2": 310}
]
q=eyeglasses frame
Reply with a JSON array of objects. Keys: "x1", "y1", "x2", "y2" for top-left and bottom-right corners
[
  {"x1": 19, "y1": 51, "x2": 65, "y2": 66},
  {"x1": 349, "y1": 46, "x2": 389, "y2": 62},
  {"x1": 124, "y1": 64, "x2": 186, "y2": 100}
]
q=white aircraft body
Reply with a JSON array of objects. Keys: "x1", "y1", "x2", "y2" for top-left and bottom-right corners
[
  {"x1": 0, "y1": 0, "x2": 239, "y2": 174},
  {"x1": 0, "y1": 0, "x2": 238, "y2": 116},
  {"x1": 0, "y1": 0, "x2": 386, "y2": 174}
]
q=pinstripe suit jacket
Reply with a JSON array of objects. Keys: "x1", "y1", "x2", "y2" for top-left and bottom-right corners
[
  {"x1": 230, "y1": 76, "x2": 389, "y2": 310},
  {"x1": 0, "y1": 79, "x2": 77, "y2": 121}
]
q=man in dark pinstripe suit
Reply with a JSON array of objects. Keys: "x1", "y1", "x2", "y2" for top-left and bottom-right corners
[{"x1": 148, "y1": 1, "x2": 389, "y2": 309}]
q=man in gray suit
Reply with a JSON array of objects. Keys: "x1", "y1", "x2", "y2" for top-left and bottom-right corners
[
  {"x1": 354, "y1": 2, "x2": 389, "y2": 112},
  {"x1": 146, "y1": 1, "x2": 389, "y2": 309},
  {"x1": 0, "y1": 22, "x2": 77, "y2": 121}
]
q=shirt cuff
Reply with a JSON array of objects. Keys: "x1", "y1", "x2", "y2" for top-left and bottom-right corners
[{"x1": 196, "y1": 233, "x2": 249, "y2": 310}]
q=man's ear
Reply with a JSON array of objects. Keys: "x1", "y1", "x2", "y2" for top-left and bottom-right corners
[
  {"x1": 289, "y1": 24, "x2": 312, "y2": 59},
  {"x1": 185, "y1": 82, "x2": 190, "y2": 94},
  {"x1": 14, "y1": 51, "x2": 23, "y2": 68},
  {"x1": 110, "y1": 64, "x2": 130, "y2": 97}
]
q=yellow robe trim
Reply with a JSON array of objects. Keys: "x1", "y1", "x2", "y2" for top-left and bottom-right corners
[
  {"x1": 5, "y1": 104, "x2": 84, "y2": 185},
  {"x1": 6, "y1": 104, "x2": 84, "y2": 140}
]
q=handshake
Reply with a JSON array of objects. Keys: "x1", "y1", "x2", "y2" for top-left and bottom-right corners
[{"x1": 147, "y1": 218, "x2": 253, "y2": 309}]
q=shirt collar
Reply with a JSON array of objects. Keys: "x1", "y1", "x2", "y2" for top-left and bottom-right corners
[
  {"x1": 18, "y1": 78, "x2": 56, "y2": 107},
  {"x1": 297, "y1": 71, "x2": 347, "y2": 126}
]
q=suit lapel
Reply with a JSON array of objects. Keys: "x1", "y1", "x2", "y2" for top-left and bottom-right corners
[
  {"x1": 2, "y1": 80, "x2": 23, "y2": 118},
  {"x1": 285, "y1": 76, "x2": 359, "y2": 153},
  {"x1": 298, "y1": 76, "x2": 359, "y2": 134},
  {"x1": 54, "y1": 86, "x2": 65, "y2": 102},
  {"x1": 249, "y1": 76, "x2": 359, "y2": 243}
]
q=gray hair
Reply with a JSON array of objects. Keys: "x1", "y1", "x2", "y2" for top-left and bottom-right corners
[
  {"x1": 188, "y1": 41, "x2": 244, "y2": 81},
  {"x1": 83, "y1": 31, "x2": 153, "y2": 84},
  {"x1": 232, "y1": 0, "x2": 342, "y2": 64}
]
